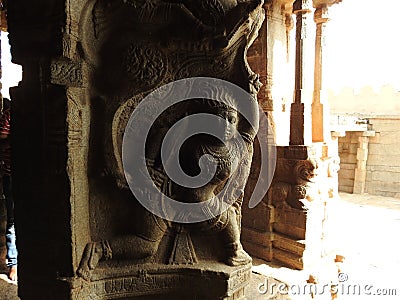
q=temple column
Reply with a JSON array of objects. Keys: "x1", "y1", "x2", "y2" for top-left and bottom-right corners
[
  {"x1": 242, "y1": 0, "x2": 295, "y2": 264},
  {"x1": 290, "y1": 0, "x2": 313, "y2": 146},
  {"x1": 8, "y1": 0, "x2": 265, "y2": 299},
  {"x1": 243, "y1": 0, "x2": 346, "y2": 271},
  {"x1": 311, "y1": 5, "x2": 329, "y2": 142}
]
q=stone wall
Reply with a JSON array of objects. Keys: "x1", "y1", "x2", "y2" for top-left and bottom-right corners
[
  {"x1": 365, "y1": 116, "x2": 400, "y2": 198},
  {"x1": 328, "y1": 84, "x2": 400, "y2": 115},
  {"x1": 337, "y1": 132, "x2": 358, "y2": 193},
  {"x1": 337, "y1": 116, "x2": 400, "y2": 198}
]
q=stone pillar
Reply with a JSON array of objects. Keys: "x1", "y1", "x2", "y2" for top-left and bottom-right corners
[
  {"x1": 243, "y1": 0, "x2": 295, "y2": 264},
  {"x1": 243, "y1": 0, "x2": 345, "y2": 271},
  {"x1": 311, "y1": 5, "x2": 329, "y2": 142},
  {"x1": 353, "y1": 131, "x2": 375, "y2": 194},
  {"x1": 311, "y1": 0, "x2": 342, "y2": 143},
  {"x1": 8, "y1": 1, "x2": 265, "y2": 299},
  {"x1": 290, "y1": 0, "x2": 313, "y2": 146}
]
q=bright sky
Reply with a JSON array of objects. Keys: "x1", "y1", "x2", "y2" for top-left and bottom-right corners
[
  {"x1": 1, "y1": 32, "x2": 22, "y2": 99},
  {"x1": 325, "y1": 0, "x2": 400, "y2": 92}
]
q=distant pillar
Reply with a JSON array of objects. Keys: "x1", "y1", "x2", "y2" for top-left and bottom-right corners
[
  {"x1": 311, "y1": 5, "x2": 329, "y2": 142},
  {"x1": 290, "y1": 0, "x2": 312, "y2": 145},
  {"x1": 353, "y1": 131, "x2": 375, "y2": 194}
]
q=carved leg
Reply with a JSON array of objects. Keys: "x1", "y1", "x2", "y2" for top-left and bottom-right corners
[
  {"x1": 77, "y1": 240, "x2": 111, "y2": 281},
  {"x1": 77, "y1": 213, "x2": 167, "y2": 280},
  {"x1": 222, "y1": 207, "x2": 252, "y2": 266},
  {"x1": 109, "y1": 235, "x2": 163, "y2": 259}
]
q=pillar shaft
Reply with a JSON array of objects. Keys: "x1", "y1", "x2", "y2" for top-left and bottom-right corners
[
  {"x1": 290, "y1": 0, "x2": 312, "y2": 146},
  {"x1": 312, "y1": 5, "x2": 329, "y2": 142}
]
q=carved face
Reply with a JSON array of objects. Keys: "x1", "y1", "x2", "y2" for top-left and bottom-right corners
[{"x1": 215, "y1": 108, "x2": 238, "y2": 141}]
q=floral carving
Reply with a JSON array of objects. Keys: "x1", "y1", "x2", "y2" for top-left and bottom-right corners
[{"x1": 123, "y1": 45, "x2": 166, "y2": 89}]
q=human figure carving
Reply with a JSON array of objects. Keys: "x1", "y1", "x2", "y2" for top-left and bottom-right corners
[
  {"x1": 78, "y1": 0, "x2": 263, "y2": 281},
  {"x1": 77, "y1": 96, "x2": 256, "y2": 280}
]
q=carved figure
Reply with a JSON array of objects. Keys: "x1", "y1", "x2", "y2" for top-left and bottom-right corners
[
  {"x1": 77, "y1": 0, "x2": 263, "y2": 282},
  {"x1": 78, "y1": 96, "x2": 256, "y2": 280},
  {"x1": 270, "y1": 160, "x2": 317, "y2": 210}
]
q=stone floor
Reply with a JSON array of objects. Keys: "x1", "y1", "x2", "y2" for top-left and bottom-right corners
[
  {"x1": 251, "y1": 192, "x2": 400, "y2": 299},
  {"x1": 1, "y1": 192, "x2": 399, "y2": 300}
]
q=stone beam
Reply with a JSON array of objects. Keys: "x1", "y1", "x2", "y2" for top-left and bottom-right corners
[{"x1": 313, "y1": 0, "x2": 342, "y2": 7}]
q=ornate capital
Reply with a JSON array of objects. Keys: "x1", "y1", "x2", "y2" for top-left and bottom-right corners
[
  {"x1": 276, "y1": 0, "x2": 296, "y2": 16},
  {"x1": 313, "y1": 0, "x2": 343, "y2": 8},
  {"x1": 314, "y1": 5, "x2": 329, "y2": 24},
  {"x1": 293, "y1": 0, "x2": 312, "y2": 14}
]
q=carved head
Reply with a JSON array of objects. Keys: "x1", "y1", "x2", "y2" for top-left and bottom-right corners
[
  {"x1": 294, "y1": 160, "x2": 316, "y2": 184},
  {"x1": 190, "y1": 98, "x2": 239, "y2": 142}
]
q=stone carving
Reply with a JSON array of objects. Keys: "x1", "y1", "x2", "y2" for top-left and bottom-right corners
[
  {"x1": 270, "y1": 159, "x2": 316, "y2": 210},
  {"x1": 77, "y1": 96, "x2": 256, "y2": 280},
  {"x1": 293, "y1": 159, "x2": 316, "y2": 184},
  {"x1": 50, "y1": 58, "x2": 84, "y2": 87},
  {"x1": 122, "y1": 44, "x2": 166, "y2": 89},
  {"x1": 78, "y1": 0, "x2": 264, "y2": 187},
  {"x1": 74, "y1": 0, "x2": 264, "y2": 290},
  {"x1": 73, "y1": 264, "x2": 251, "y2": 299}
]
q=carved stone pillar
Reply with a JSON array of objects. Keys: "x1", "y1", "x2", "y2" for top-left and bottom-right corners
[
  {"x1": 290, "y1": 0, "x2": 313, "y2": 146},
  {"x1": 242, "y1": 0, "x2": 295, "y2": 262},
  {"x1": 8, "y1": 0, "x2": 265, "y2": 299},
  {"x1": 311, "y1": 0, "x2": 342, "y2": 142},
  {"x1": 311, "y1": 5, "x2": 329, "y2": 142},
  {"x1": 242, "y1": 0, "x2": 344, "y2": 272}
]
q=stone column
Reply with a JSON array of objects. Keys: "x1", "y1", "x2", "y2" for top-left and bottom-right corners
[
  {"x1": 242, "y1": 0, "x2": 345, "y2": 272},
  {"x1": 353, "y1": 131, "x2": 375, "y2": 194},
  {"x1": 311, "y1": 0, "x2": 342, "y2": 142},
  {"x1": 243, "y1": 0, "x2": 295, "y2": 264},
  {"x1": 8, "y1": 1, "x2": 265, "y2": 299},
  {"x1": 290, "y1": 0, "x2": 313, "y2": 146},
  {"x1": 311, "y1": 5, "x2": 329, "y2": 142}
]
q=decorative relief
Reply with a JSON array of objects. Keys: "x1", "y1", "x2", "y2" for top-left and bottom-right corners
[
  {"x1": 50, "y1": 58, "x2": 84, "y2": 87},
  {"x1": 189, "y1": 0, "x2": 226, "y2": 26},
  {"x1": 75, "y1": 0, "x2": 265, "y2": 297},
  {"x1": 111, "y1": 94, "x2": 143, "y2": 187},
  {"x1": 67, "y1": 91, "x2": 84, "y2": 144},
  {"x1": 270, "y1": 154, "x2": 317, "y2": 210},
  {"x1": 228, "y1": 266, "x2": 252, "y2": 291},
  {"x1": 293, "y1": 159, "x2": 316, "y2": 184},
  {"x1": 74, "y1": 267, "x2": 250, "y2": 299},
  {"x1": 270, "y1": 181, "x2": 312, "y2": 210},
  {"x1": 123, "y1": 45, "x2": 167, "y2": 89}
]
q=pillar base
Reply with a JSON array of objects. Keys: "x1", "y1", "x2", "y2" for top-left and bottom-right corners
[
  {"x1": 68, "y1": 262, "x2": 251, "y2": 300},
  {"x1": 243, "y1": 144, "x2": 340, "y2": 270}
]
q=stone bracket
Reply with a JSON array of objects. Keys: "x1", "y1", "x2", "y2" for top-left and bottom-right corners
[{"x1": 50, "y1": 58, "x2": 87, "y2": 87}]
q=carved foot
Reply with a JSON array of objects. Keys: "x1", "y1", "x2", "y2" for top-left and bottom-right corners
[
  {"x1": 77, "y1": 241, "x2": 111, "y2": 280},
  {"x1": 226, "y1": 244, "x2": 252, "y2": 266}
]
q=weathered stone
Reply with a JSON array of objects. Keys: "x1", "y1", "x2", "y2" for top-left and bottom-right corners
[
  {"x1": 8, "y1": 0, "x2": 266, "y2": 298},
  {"x1": 244, "y1": 140, "x2": 339, "y2": 270}
]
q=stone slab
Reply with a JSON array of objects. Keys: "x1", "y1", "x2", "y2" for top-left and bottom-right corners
[{"x1": 69, "y1": 263, "x2": 252, "y2": 300}]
